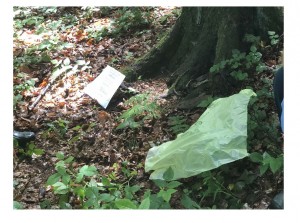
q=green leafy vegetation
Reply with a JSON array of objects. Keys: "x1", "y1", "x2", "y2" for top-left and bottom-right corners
[
  {"x1": 112, "y1": 7, "x2": 153, "y2": 36},
  {"x1": 250, "y1": 152, "x2": 283, "y2": 175},
  {"x1": 167, "y1": 115, "x2": 190, "y2": 135},
  {"x1": 14, "y1": 138, "x2": 44, "y2": 159},
  {"x1": 202, "y1": 32, "x2": 283, "y2": 208},
  {"x1": 209, "y1": 33, "x2": 272, "y2": 83},
  {"x1": 13, "y1": 201, "x2": 23, "y2": 209},
  {"x1": 116, "y1": 93, "x2": 161, "y2": 130},
  {"x1": 13, "y1": 73, "x2": 36, "y2": 110},
  {"x1": 13, "y1": 7, "x2": 283, "y2": 210},
  {"x1": 197, "y1": 96, "x2": 217, "y2": 108},
  {"x1": 44, "y1": 118, "x2": 70, "y2": 139},
  {"x1": 268, "y1": 31, "x2": 280, "y2": 46},
  {"x1": 45, "y1": 153, "x2": 185, "y2": 209}
]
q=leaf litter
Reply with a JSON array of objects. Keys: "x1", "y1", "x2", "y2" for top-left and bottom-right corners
[
  {"x1": 13, "y1": 6, "x2": 182, "y2": 209},
  {"x1": 13, "y1": 7, "x2": 283, "y2": 209}
]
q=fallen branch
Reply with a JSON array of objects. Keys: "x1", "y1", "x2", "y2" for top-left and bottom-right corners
[
  {"x1": 28, "y1": 65, "x2": 72, "y2": 111},
  {"x1": 28, "y1": 82, "x2": 52, "y2": 111},
  {"x1": 20, "y1": 116, "x2": 32, "y2": 122}
]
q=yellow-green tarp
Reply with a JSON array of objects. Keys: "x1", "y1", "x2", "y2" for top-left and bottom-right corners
[{"x1": 145, "y1": 89, "x2": 256, "y2": 180}]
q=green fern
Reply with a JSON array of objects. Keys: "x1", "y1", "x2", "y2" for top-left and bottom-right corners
[
  {"x1": 117, "y1": 93, "x2": 161, "y2": 130},
  {"x1": 168, "y1": 115, "x2": 190, "y2": 135}
]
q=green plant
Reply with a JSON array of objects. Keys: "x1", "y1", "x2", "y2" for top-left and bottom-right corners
[
  {"x1": 40, "y1": 199, "x2": 52, "y2": 209},
  {"x1": 268, "y1": 31, "x2": 280, "y2": 45},
  {"x1": 197, "y1": 95, "x2": 217, "y2": 108},
  {"x1": 41, "y1": 7, "x2": 58, "y2": 15},
  {"x1": 16, "y1": 141, "x2": 44, "y2": 158},
  {"x1": 68, "y1": 122, "x2": 96, "y2": 145},
  {"x1": 110, "y1": 57, "x2": 120, "y2": 64},
  {"x1": 168, "y1": 115, "x2": 190, "y2": 135},
  {"x1": 13, "y1": 6, "x2": 35, "y2": 19},
  {"x1": 13, "y1": 73, "x2": 36, "y2": 110},
  {"x1": 46, "y1": 118, "x2": 70, "y2": 138},
  {"x1": 33, "y1": 37, "x2": 70, "y2": 52},
  {"x1": 13, "y1": 201, "x2": 23, "y2": 209},
  {"x1": 247, "y1": 77, "x2": 282, "y2": 155},
  {"x1": 47, "y1": 20, "x2": 63, "y2": 31},
  {"x1": 87, "y1": 29, "x2": 105, "y2": 42},
  {"x1": 191, "y1": 170, "x2": 243, "y2": 209},
  {"x1": 62, "y1": 14, "x2": 79, "y2": 26},
  {"x1": 46, "y1": 152, "x2": 96, "y2": 208},
  {"x1": 150, "y1": 167, "x2": 182, "y2": 208},
  {"x1": 14, "y1": 54, "x2": 43, "y2": 69},
  {"x1": 13, "y1": 32, "x2": 74, "y2": 69},
  {"x1": 172, "y1": 7, "x2": 182, "y2": 17},
  {"x1": 250, "y1": 152, "x2": 283, "y2": 175},
  {"x1": 121, "y1": 161, "x2": 138, "y2": 180},
  {"x1": 21, "y1": 16, "x2": 45, "y2": 28},
  {"x1": 124, "y1": 51, "x2": 134, "y2": 62},
  {"x1": 180, "y1": 189, "x2": 200, "y2": 209},
  {"x1": 34, "y1": 11, "x2": 76, "y2": 34},
  {"x1": 46, "y1": 154, "x2": 188, "y2": 209},
  {"x1": 112, "y1": 7, "x2": 153, "y2": 35},
  {"x1": 46, "y1": 152, "x2": 150, "y2": 209},
  {"x1": 201, "y1": 171, "x2": 229, "y2": 204},
  {"x1": 116, "y1": 93, "x2": 161, "y2": 130},
  {"x1": 13, "y1": 94, "x2": 23, "y2": 110},
  {"x1": 47, "y1": 58, "x2": 91, "y2": 84},
  {"x1": 209, "y1": 34, "x2": 267, "y2": 81},
  {"x1": 13, "y1": 73, "x2": 36, "y2": 93},
  {"x1": 243, "y1": 33, "x2": 260, "y2": 46}
]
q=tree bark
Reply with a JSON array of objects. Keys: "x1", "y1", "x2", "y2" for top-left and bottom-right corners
[{"x1": 123, "y1": 7, "x2": 283, "y2": 108}]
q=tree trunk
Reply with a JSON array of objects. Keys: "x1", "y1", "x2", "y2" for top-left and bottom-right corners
[{"x1": 123, "y1": 7, "x2": 283, "y2": 108}]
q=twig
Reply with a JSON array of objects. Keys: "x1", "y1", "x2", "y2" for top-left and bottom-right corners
[
  {"x1": 28, "y1": 82, "x2": 51, "y2": 111},
  {"x1": 20, "y1": 116, "x2": 31, "y2": 122},
  {"x1": 28, "y1": 65, "x2": 72, "y2": 111}
]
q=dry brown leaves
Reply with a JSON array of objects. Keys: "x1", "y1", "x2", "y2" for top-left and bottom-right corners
[{"x1": 13, "y1": 7, "x2": 181, "y2": 209}]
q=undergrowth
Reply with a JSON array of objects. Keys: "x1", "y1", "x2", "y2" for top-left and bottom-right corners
[{"x1": 13, "y1": 6, "x2": 283, "y2": 209}]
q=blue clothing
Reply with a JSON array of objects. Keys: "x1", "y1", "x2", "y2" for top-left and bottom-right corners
[
  {"x1": 273, "y1": 67, "x2": 283, "y2": 133},
  {"x1": 280, "y1": 100, "x2": 284, "y2": 132}
]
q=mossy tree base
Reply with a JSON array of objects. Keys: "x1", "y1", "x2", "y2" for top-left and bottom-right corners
[{"x1": 124, "y1": 7, "x2": 283, "y2": 107}]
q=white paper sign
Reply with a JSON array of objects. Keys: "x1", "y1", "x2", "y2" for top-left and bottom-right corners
[{"x1": 83, "y1": 65, "x2": 125, "y2": 108}]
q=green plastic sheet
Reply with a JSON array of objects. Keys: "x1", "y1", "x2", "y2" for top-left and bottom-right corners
[{"x1": 145, "y1": 89, "x2": 256, "y2": 180}]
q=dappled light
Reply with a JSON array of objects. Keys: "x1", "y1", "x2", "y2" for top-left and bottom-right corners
[{"x1": 13, "y1": 6, "x2": 283, "y2": 210}]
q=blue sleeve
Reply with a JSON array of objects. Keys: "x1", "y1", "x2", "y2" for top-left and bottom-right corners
[{"x1": 280, "y1": 100, "x2": 284, "y2": 132}]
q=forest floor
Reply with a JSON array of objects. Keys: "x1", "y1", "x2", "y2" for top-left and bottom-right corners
[{"x1": 13, "y1": 7, "x2": 283, "y2": 209}]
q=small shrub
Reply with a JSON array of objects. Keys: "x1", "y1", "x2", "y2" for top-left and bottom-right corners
[
  {"x1": 268, "y1": 31, "x2": 280, "y2": 46},
  {"x1": 250, "y1": 152, "x2": 283, "y2": 175},
  {"x1": 46, "y1": 152, "x2": 154, "y2": 209},
  {"x1": 45, "y1": 118, "x2": 70, "y2": 138},
  {"x1": 13, "y1": 201, "x2": 23, "y2": 209},
  {"x1": 209, "y1": 34, "x2": 267, "y2": 81},
  {"x1": 167, "y1": 115, "x2": 190, "y2": 135},
  {"x1": 116, "y1": 93, "x2": 161, "y2": 130},
  {"x1": 112, "y1": 7, "x2": 153, "y2": 35}
]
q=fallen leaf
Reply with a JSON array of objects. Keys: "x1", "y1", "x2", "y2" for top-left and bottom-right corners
[
  {"x1": 98, "y1": 111, "x2": 110, "y2": 123},
  {"x1": 58, "y1": 101, "x2": 66, "y2": 108},
  {"x1": 39, "y1": 80, "x2": 48, "y2": 88},
  {"x1": 75, "y1": 29, "x2": 86, "y2": 42},
  {"x1": 87, "y1": 38, "x2": 94, "y2": 45},
  {"x1": 57, "y1": 80, "x2": 64, "y2": 88}
]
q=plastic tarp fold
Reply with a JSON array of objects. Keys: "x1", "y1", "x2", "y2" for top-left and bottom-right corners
[{"x1": 145, "y1": 89, "x2": 256, "y2": 180}]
